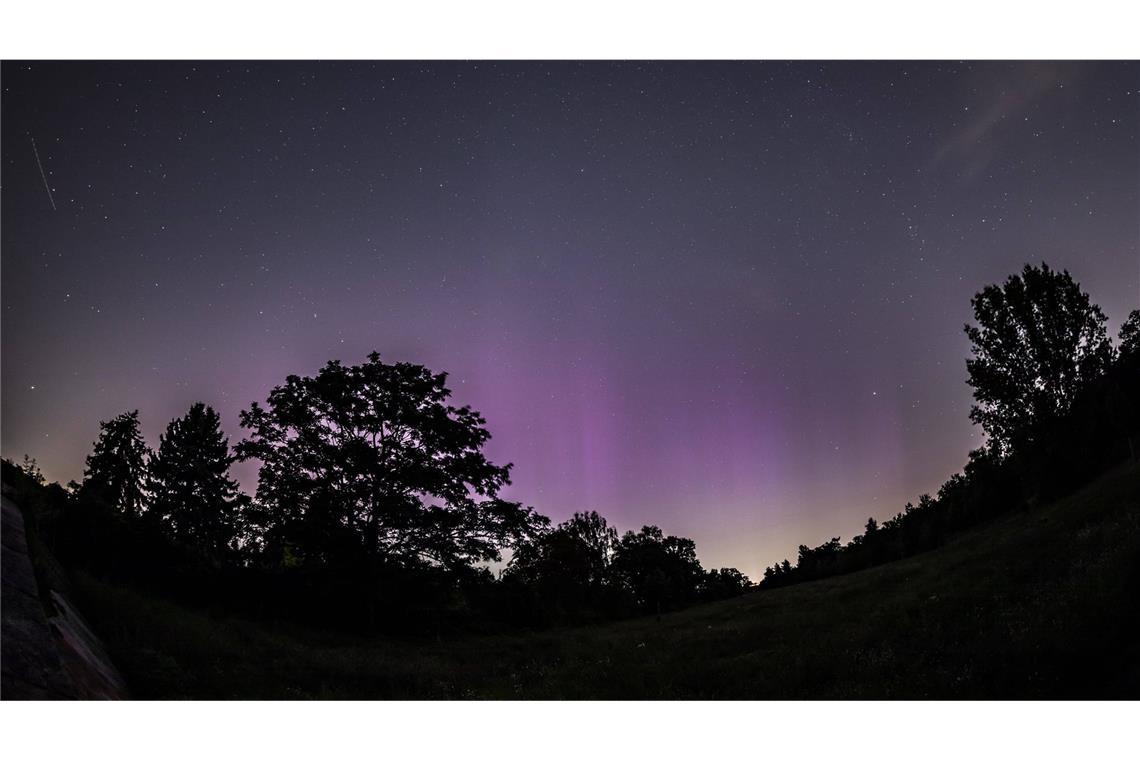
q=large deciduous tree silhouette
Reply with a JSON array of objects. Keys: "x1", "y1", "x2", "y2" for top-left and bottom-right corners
[
  {"x1": 964, "y1": 262, "x2": 1112, "y2": 457},
  {"x1": 235, "y1": 352, "x2": 544, "y2": 570},
  {"x1": 149, "y1": 402, "x2": 246, "y2": 561},
  {"x1": 79, "y1": 410, "x2": 150, "y2": 516}
]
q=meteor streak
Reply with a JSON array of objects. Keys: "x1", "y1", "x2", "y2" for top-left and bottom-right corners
[{"x1": 31, "y1": 137, "x2": 57, "y2": 211}]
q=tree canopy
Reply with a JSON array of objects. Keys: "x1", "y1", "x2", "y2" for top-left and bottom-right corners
[
  {"x1": 506, "y1": 511, "x2": 615, "y2": 588},
  {"x1": 79, "y1": 410, "x2": 149, "y2": 516},
  {"x1": 964, "y1": 262, "x2": 1113, "y2": 456},
  {"x1": 149, "y1": 403, "x2": 246, "y2": 561},
  {"x1": 1118, "y1": 309, "x2": 1140, "y2": 359},
  {"x1": 235, "y1": 352, "x2": 545, "y2": 570},
  {"x1": 611, "y1": 525, "x2": 705, "y2": 613}
]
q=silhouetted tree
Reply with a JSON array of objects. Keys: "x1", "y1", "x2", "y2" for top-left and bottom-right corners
[
  {"x1": 235, "y1": 353, "x2": 544, "y2": 570},
  {"x1": 701, "y1": 567, "x2": 752, "y2": 599},
  {"x1": 148, "y1": 403, "x2": 247, "y2": 561},
  {"x1": 796, "y1": 537, "x2": 843, "y2": 579},
  {"x1": 1118, "y1": 309, "x2": 1140, "y2": 358},
  {"x1": 560, "y1": 511, "x2": 621, "y2": 583},
  {"x1": 79, "y1": 410, "x2": 149, "y2": 516},
  {"x1": 760, "y1": 557, "x2": 798, "y2": 588},
  {"x1": 1111, "y1": 309, "x2": 1140, "y2": 461},
  {"x1": 502, "y1": 510, "x2": 628, "y2": 621},
  {"x1": 507, "y1": 511, "x2": 617, "y2": 587},
  {"x1": 611, "y1": 525, "x2": 704, "y2": 613},
  {"x1": 964, "y1": 263, "x2": 1112, "y2": 457},
  {"x1": 19, "y1": 455, "x2": 45, "y2": 485}
]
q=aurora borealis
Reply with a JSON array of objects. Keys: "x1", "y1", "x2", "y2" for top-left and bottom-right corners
[{"x1": 3, "y1": 61, "x2": 1137, "y2": 576}]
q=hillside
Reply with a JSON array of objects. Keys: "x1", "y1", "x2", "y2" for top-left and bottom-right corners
[{"x1": 53, "y1": 461, "x2": 1140, "y2": 699}]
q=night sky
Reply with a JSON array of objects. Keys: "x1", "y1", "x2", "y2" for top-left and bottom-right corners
[{"x1": 3, "y1": 61, "x2": 1137, "y2": 577}]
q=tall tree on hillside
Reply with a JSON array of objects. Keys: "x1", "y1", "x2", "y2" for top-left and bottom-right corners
[
  {"x1": 149, "y1": 403, "x2": 246, "y2": 560},
  {"x1": 235, "y1": 353, "x2": 545, "y2": 569},
  {"x1": 79, "y1": 410, "x2": 150, "y2": 516},
  {"x1": 964, "y1": 263, "x2": 1113, "y2": 457}
]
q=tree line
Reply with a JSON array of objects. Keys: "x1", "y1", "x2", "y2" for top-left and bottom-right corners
[
  {"x1": 9, "y1": 355, "x2": 749, "y2": 634},
  {"x1": 9, "y1": 261, "x2": 1136, "y2": 631},
  {"x1": 761, "y1": 263, "x2": 1140, "y2": 589}
]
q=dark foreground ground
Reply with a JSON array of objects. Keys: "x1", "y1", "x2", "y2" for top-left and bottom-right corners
[{"x1": 60, "y1": 463, "x2": 1140, "y2": 698}]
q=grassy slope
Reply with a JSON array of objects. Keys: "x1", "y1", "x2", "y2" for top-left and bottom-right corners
[{"x1": 72, "y1": 463, "x2": 1140, "y2": 699}]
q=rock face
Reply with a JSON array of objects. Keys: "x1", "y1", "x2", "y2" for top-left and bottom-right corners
[
  {"x1": 1, "y1": 492, "x2": 128, "y2": 700},
  {"x1": 1, "y1": 494, "x2": 73, "y2": 699},
  {"x1": 48, "y1": 591, "x2": 129, "y2": 699}
]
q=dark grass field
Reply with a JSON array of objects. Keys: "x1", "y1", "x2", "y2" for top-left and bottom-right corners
[{"x1": 67, "y1": 463, "x2": 1140, "y2": 699}]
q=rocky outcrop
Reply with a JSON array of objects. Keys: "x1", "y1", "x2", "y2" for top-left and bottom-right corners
[
  {"x1": 48, "y1": 591, "x2": 129, "y2": 699},
  {"x1": 1, "y1": 493, "x2": 128, "y2": 699},
  {"x1": 1, "y1": 494, "x2": 73, "y2": 698}
]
